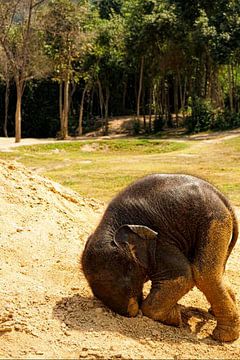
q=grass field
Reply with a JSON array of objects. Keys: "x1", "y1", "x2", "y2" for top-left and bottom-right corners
[{"x1": 1, "y1": 136, "x2": 240, "y2": 205}]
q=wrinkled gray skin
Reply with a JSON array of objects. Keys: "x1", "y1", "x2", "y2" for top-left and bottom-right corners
[{"x1": 82, "y1": 174, "x2": 239, "y2": 342}]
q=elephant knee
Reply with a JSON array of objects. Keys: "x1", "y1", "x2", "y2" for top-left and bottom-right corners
[{"x1": 191, "y1": 265, "x2": 217, "y2": 290}]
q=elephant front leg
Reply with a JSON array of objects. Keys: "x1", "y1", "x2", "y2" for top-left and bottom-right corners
[{"x1": 142, "y1": 275, "x2": 194, "y2": 327}]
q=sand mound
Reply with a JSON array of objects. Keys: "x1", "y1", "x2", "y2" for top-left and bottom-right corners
[{"x1": 0, "y1": 160, "x2": 239, "y2": 359}]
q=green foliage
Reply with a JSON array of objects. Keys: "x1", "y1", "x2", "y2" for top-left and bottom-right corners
[
  {"x1": 186, "y1": 99, "x2": 240, "y2": 133},
  {"x1": 213, "y1": 111, "x2": 240, "y2": 130},
  {"x1": 43, "y1": 0, "x2": 94, "y2": 83},
  {"x1": 186, "y1": 97, "x2": 214, "y2": 133}
]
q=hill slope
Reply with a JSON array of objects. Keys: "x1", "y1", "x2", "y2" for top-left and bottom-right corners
[{"x1": 0, "y1": 160, "x2": 239, "y2": 359}]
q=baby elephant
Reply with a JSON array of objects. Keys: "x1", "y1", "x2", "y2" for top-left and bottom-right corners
[{"x1": 82, "y1": 174, "x2": 239, "y2": 342}]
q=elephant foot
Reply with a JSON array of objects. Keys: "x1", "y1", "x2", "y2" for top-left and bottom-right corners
[
  {"x1": 142, "y1": 303, "x2": 182, "y2": 327},
  {"x1": 159, "y1": 304, "x2": 182, "y2": 327},
  {"x1": 162, "y1": 305, "x2": 182, "y2": 327},
  {"x1": 212, "y1": 323, "x2": 240, "y2": 342}
]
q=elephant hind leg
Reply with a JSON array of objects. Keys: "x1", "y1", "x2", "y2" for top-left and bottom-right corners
[
  {"x1": 226, "y1": 283, "x2": 237, "y2": 303},
  {"x1": 194, "y1": 275, "x2": 239, "y2": 342},
  {"x1": 208, "y1": 282, "x2": 237, "y2": 316},
  {"x1": 193, "y1": 218, "x2": 239, "y2": 342}
]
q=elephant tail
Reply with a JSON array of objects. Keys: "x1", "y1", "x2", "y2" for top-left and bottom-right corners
[
  {"x1": 214, "y1": 187, "x2": 239, "y2": 263},
  {"x1": 214, "y1": 187, "x2": 239, "y2": 259},
  {"x1": 227, "y1": 209, "x2": 239, "y2": 260}
]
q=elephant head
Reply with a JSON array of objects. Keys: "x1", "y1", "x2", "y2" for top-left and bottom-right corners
[{"x1": 82, "y1": 224, "x2": 158, "y2": 317}]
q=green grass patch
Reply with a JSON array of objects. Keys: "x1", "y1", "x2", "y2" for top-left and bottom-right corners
[
  {"x1": 17, "y1": 138, "x2": 188, "y2": 155},
  {"x1": 0, "y1": 139, "x2": 190, "y2": 201},
  {"x1": 1, "y1": 136, "x2": 240, "y2": 205}
]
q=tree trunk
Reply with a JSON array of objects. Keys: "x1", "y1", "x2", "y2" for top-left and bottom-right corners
[
  {"x1": 69, "y1": 81, "x2": 76, "y2": 119},
  {"x1": 122, "y1": 79, "x2": 127, "y2": 114},
  {"x1": 232, "y1": 64, "x2": 238, "y2": 112},
  {"x1": 104, "y1": 86, "x2": 110, "y2": 135},
  {"x1": 61, "y1": 79, "x2": 69, "y2": 139},
  {"x1": 235, "y1": 64, "x2": 239, "y2": 112},
  {"x1": 59, "y1": 81, "x2": 63, "y2": 130},
  {"x1": 77, "y1": 83, "x2": 88, "y2": 136},
  {"x1": 228, "y1": 64, "x2": 234, "y2": 112},
  {"x1": 4, "y1": 78, "x2": 10, "y2": 137},
  {"x1": 142, "y1": 85, "x2": 146, "y2": 131},
  {"x1": 148, "y1": 86, "x2": 153, "y2": 133},
  {"x1": 167, "y1": 83, "x2": 171, "y2": 126},
  {"x1": 90, "y1": 87, "x2": 94, "y2": 120},
  {"x1": 137, "y1": 56, "x2": 144, "y2": 122},
  {"x1": 163, "y1": 79, "x2": 168, "y2": 120},
  {"x1": 179, "y1": 73, "x2": 187, "y2": 120},
  {"x1": 162, "y1": 79, "x2": 166, "y2": 116},
  {"x1": 15, "y1": 79, "x2": 23, "y2": 143},
  {"x1": 153, "y1": 82, "x2": 157, "y2": 119},
  {"x1": 203, "y1": 55, "x2": 208, "y2": 98},
  {"x1": 98, "y1": 79, "x2": 104, "y2": 120},
  {"x1": 98, "y1": 79, "x2": 110, "y2": 134},
  {"x1": 174, "y1": 76, "x2": 179, "y2": 127}
]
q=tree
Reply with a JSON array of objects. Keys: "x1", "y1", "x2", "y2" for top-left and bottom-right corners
[
  {"x1": 75, "y1": 11, "x2": 125, "y2": 135},
  {"x1": 43, "y1": 0, "x2": 94, "y2": 139},
  {"x1": 0, "y1": 0, "x2": 50, "y2": 142},
  {"x1": 123, "y1": 0, "x2": 177, "y2": 126},
  {"x1": 173, "y1": 0, "x2": 240, "y2": 130},
  {"x1": 76, "y1": 63, "x2": 97, "y2": 136},
  {"x1": 0, "y1": 48, "x2": 13, "y2": 137},
  {"x1": 93, "y1": 15, "x2": 125, "y2": 134}
]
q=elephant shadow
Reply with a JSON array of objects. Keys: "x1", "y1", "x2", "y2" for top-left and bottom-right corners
[
  {"x1": 180, "y1": 305, "x2": 217, "y2": 339},
  {"x1": 52, "y1": 294, "x2": 219, "y2": 346}
]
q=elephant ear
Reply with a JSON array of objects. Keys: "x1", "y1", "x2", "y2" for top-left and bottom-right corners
[{"x1": 114, "y1": 225, "x2": 158, "y2": 268}]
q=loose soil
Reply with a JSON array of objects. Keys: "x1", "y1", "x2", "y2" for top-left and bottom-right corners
[{"x1": 0, "y1": 156, "x2": 240, "y2": 358}]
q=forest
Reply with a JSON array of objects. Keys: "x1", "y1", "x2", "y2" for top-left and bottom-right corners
[{"x1": 0, "y1": 0, "x2": 240, "y2": 141}]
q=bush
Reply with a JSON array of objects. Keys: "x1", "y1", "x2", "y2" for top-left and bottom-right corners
[
  {"x1": 153, "y1": 115, "x2": 165, "y2": 133},
  {"x1": 212, "y1": 111, "x2": 228, "y2": 130},
  {"x1": 185, "y1": 97, "x2": 214, "y2": 133},
  {"x1": 229, "y1": 112, "x2": 240, "y2": 128},
  {"x1": 132, "y1": 119, "x2": 141, "y2": 135},
  {"x1": 213, "y1": 110, "x2": 240, "y2": 130}
]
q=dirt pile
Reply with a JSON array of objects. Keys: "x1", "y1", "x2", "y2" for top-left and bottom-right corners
[
  {"x1": 0, "y1": 159, "x2": 239, "y2": 359},
  {"x1": 0, "y1": 160, "x2": 102, "y2": 358}
]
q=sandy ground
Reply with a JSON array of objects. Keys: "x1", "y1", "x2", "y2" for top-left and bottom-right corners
[{"x1": 0, "y1": 159, "x2": 239, "y2": 359}]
